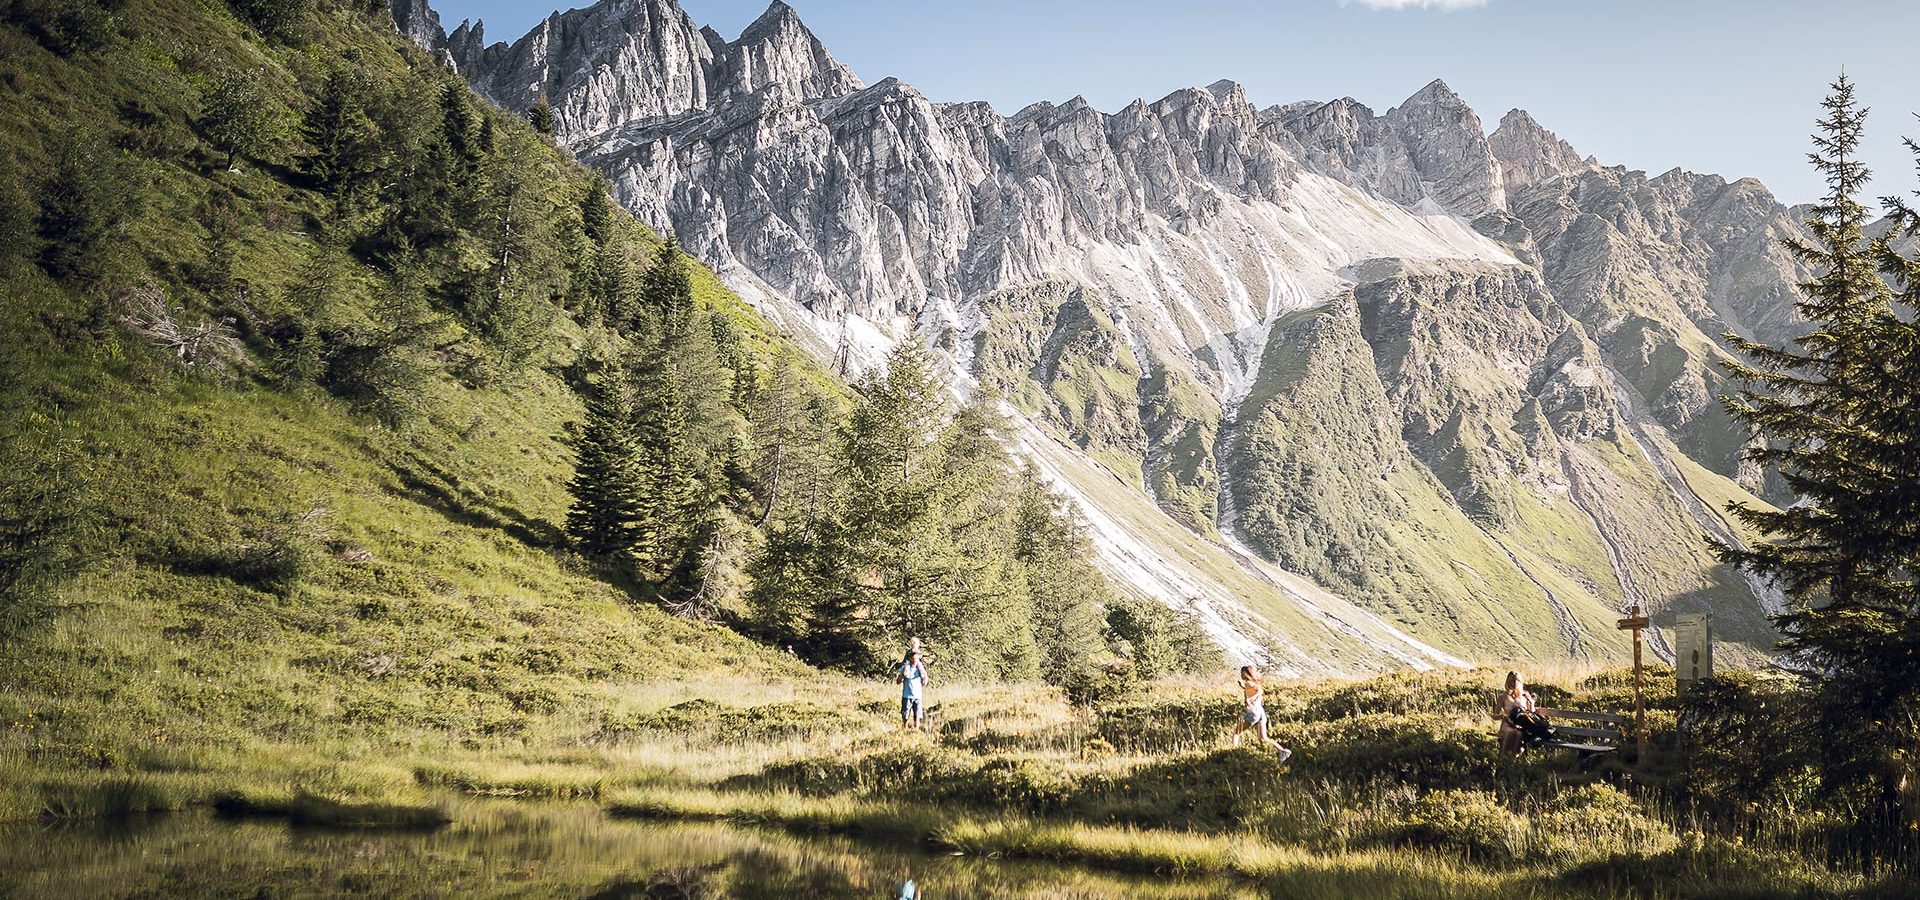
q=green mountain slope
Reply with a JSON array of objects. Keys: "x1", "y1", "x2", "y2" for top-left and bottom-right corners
[{"x1": 0, "y1": 0, "x2": 838, "y2": 815}]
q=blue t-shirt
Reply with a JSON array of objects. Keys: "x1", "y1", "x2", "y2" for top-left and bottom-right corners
[{"x1": 900, "y1": 661, "x2": 925, "y2": 700}]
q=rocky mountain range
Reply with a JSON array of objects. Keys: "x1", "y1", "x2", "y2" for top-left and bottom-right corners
[{"x1": 392, "y1": 0, "x2": 1812, "y2": 674}]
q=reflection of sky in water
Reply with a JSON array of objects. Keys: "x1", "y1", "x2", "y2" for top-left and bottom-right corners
[{"x1": 0, "y1": 798, "x2": 1233, "y2": 899}]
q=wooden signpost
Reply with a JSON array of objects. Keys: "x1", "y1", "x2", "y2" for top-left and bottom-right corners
[{"x1": 1616, "y1": 604, "x2": 1651, "y2": 759}]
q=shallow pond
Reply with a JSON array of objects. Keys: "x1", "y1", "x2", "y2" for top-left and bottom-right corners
[{"x1": 0, "y1": 800, "x2": 1246, "y2": 899}]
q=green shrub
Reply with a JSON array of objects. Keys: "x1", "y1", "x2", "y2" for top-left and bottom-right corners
[
  {"x1": 1279, "y1": 713, "x2": 1508, "y2": 791},
  {"x1": 0, "y1": 160, "x2": 33, "y2": 275},
  {"x1": 227, "y1": 506, "x2": 329, "y2": 594},
  {"x1": 0, "y1": 429, "x2": 97, "y2": 634},
  {"x1": 1071, "y1": 747, "x2": 1294, "y2": 829},
  {"x1": 1554, "y1": 833, "x2": 1832, "y2": 898},
  {"x1": 1094, "y1": 690, "x2": 1240, "y2": 753},
  {"x1": 602, "y1": 699, "x2": 867, "y2": 745},
  {"x1": 744, "y1": 745, "x2": 981, "y2": 796},
  {"x1": 1303, "y1": 672, "x2": 1493, "y2": 722},
  {"x1": 1683, "y1": 671, "x2": 1818, "y2": 815},
  {"x1": 37, "y1": 774, "x2": 182, "y2": 819},
  {"x1": 949, "y1": 757, "x2": 1077, "y2": 814},
  {"x1": 36, "y1": 128, "x2": 141, "y2": 283},
  {"x1": 1061, "y1": 658, "x2": 1136, "y2": 707},
  {"x1": 1535, "y1": 784, "x2": 1677, "y2": 861},
  {"x1": 1575, "y1": 665, "x2": 1675, "y2": 712},
  {"x1": 1105, "y1": 595, "x2": 1220, "y2": 679},
  {"x1": 7, "y1": 0, "x2": 123, "y2": 55},
  {"x1": 325, "y1": 342, "x2": 438, "y2": 428},
  {"x1": 1395, "y1": 789, "x2": 1526, "y2": 862},
  {"x1": 226, "y1": 0, "x2": 309, "y2": 41}
]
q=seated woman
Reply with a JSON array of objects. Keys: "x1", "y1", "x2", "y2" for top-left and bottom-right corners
[{"x1": 1498, "y1": 670, "x2": 1540, "y2": 757}]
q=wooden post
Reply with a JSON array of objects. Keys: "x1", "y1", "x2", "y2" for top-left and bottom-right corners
[{"x1": 1616, "y1": 604, "x2": 1650, "y2": 760}]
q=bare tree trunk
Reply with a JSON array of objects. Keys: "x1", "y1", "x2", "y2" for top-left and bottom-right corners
[{"x1": 493, "y1": 151, "x2": 525, "y2": 306}]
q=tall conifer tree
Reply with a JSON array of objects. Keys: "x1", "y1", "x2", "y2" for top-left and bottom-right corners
[
  {"x1": 565, "y1": 370, "x2": 646, "y2": 559},
  {"x1": 638, "y1": 237, "x2": 695, "y2": 335},
  {"x1": 1716, "y1": 76, "x2": 1920, "y2": 821}
]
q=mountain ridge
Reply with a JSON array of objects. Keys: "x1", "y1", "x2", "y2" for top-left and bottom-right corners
[{"x1": 395, "y1": 0, "x2": 1805, "y2": 672}]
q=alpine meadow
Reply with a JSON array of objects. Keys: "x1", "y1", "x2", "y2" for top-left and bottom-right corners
[{"x1": 0, "y1": 0, "x2": 1917, "y2": 897}]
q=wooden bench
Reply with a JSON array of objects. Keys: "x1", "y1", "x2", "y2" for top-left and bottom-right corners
[{"x1": 1529, "y1": 707, "x2": 1627, "y2": 765}]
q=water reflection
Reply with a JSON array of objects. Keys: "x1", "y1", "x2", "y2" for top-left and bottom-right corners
[{"x1": 0, "y1": 799, "x2": 1243, "y2": 898}]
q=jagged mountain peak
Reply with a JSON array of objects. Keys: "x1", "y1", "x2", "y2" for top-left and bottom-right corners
[
  {"x1": 1490, "y1": 107, "x2": 1587, "y2": 190},
  {"x1": 1400, "y1": 77, "x2": 1465, "y2": 109},
  {"x1": 1205, "y1": 79, "x2": 1247, "y2": 103},
  {"x1": 709, "y1": 0, "x2": 860, "y2": 104},
  {"x1": 388, "y1": 0, "x2": 442, "y2": 49},
  {"x1": 1495, "y1": 107, "x2": 1544, "y2": 131},
  {"x1": 1276, "y1": 81, "x2": 1503, "y2": 216},
  {"x1": 411, "y1": 0, "x2": 861, "y2": 140},
  {"x1": 739, "y1": 0, "x2": 804, "y2": 39}
]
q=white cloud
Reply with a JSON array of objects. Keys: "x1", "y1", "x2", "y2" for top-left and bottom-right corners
[{"x1": 1343, "y1": 0, "x2": 1493, "y2": 10}]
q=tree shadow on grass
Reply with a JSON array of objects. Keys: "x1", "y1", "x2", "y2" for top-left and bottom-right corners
[{"x1": 389, "y1": 452, "x2": 565, "y2": 549}]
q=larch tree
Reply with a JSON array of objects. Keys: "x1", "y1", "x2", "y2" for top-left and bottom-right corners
[
  {"x1": 202, "y1": 67, "x2": 274, "y2": 170},
  {"x1": 1013, "y1": 465, "x2": 1109, "y2": 679},
  {"x1": 527, "y1": 96, "x2": 556, "y2": 136}
]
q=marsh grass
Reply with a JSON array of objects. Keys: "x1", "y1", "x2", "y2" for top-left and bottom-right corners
[
  {"x1": 587, "y1": 668, "x2": 1915, "y2": 896},
  {"x1": 6, "y1": 655, "x2": 1915, "y2": 892}
]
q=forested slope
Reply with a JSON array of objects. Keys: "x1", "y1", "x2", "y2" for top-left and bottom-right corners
[{"x1": 0, "y1": 0, "x2": 1163, "y2": 816}]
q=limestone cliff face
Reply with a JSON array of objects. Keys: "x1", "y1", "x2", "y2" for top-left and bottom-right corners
[
  {"x1": 395, "y1": 0, "x2": 1808, "y2": 669},
  {"x1": 1488, "y1": 109, "x2": 1587, "y2": 192},
  {"x1": 1271, "y1": 79, "x2": 1507, "y2": 218},
  {"x1": 1507, "y1": 163, "x2": 1806, "y2": 485},
  {"x1": 436, "y1": 0, "x2": 859, "y2": 143}
]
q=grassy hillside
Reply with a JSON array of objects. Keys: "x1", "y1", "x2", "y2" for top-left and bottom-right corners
[{"x1": 0, "y1": 0, "x2": 843, "y2": 818}]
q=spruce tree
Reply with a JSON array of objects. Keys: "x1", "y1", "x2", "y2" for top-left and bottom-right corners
[
  {"x1": 228, "y1": 0, "x2": 309, "y2": 41},
  {"x1": 565, "y1": 370, "x2": 645, "y2": 559},
  {"x1": 303, "y1": 65, "x2": 378, "y2": 192},
  {"x1": 468, "y1": 128, "x2": 559, "y2": 372},
  {"x1": 747, "y1": 519, "x2": 830, "y2": 642},
  {"x1": 749, "y1": 354, "x2": 826, "y2": 526},
  {"x1": 0, "y1": 159, "x2": 32, "y2": 275},
  {"x1": 838, "y1": 339, "x2": 949, "y2": 658},
  {"x1": 1716, "y1": 76, "x2": 1920, "y2": 822},
  {"x1": 580, "y1": 180, "x2": 615, "y2": 245},
  {"x1": 36, "y1": 129, "x2": 137, "y2": 282},
  {"x1": 439, "y1": 81, "x2": 481, "y2": 168},
  {"x1": 633, "y1": 360, "x2": 707, "y2": 574},
  {"x1": 592, "y1": 238, "x2": 635, "y2": 325},
  {"x1": 637, "y1": 238, "x2": 695, "y2": 335},
  {"x1": 0, "y1": 429, "x2": 94, "y2": 635},
  {"x1": 926, "y1": 395, "x2": 1037, "y2": 680}
]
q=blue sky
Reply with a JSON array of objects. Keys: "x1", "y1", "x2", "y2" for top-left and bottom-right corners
[{"x1": 435, "y1": 0, "x2": 1920, "y2": 204}]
